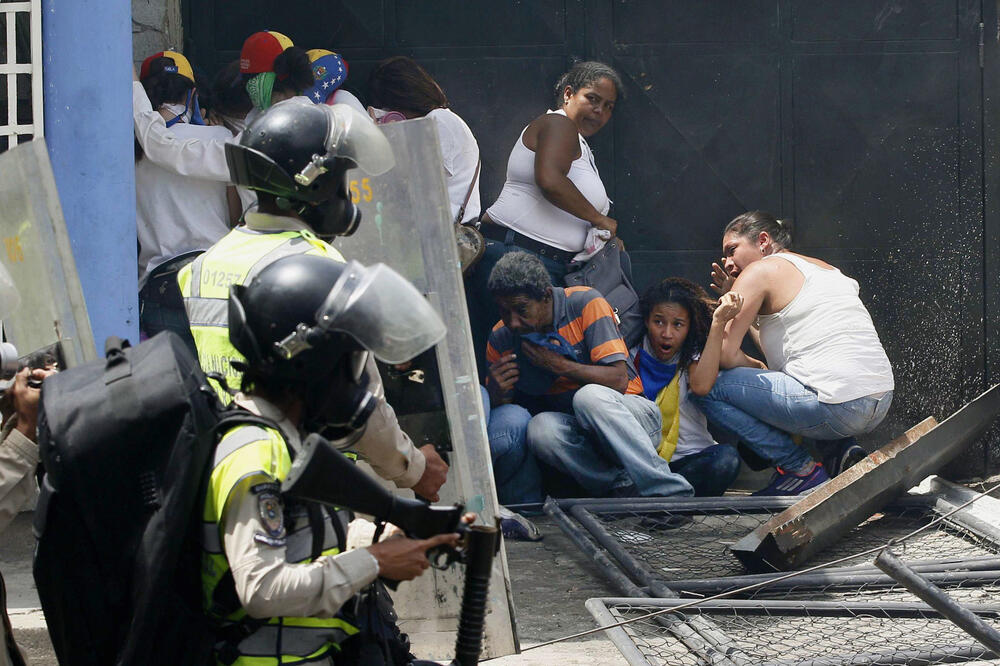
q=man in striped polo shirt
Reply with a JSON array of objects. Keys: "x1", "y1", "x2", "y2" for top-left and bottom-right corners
[{"x1": 484, "y1": 252, "x2": 692, "y2": 499}]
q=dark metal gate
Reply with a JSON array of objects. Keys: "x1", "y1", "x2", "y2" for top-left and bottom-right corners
[{"x1": 183, "y1": 1, "x2": 998, "y2": 475}]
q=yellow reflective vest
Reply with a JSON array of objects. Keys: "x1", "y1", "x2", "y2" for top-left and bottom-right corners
[
  {"x1": 202, "y1": 423, "x2": 357, "y2": 665},
  {"x1": 177, "y1": 227, "x2": 344, "y2": 400}
]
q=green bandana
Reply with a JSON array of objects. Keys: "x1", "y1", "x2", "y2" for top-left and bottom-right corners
[{"x1": 246, "y1": 72, "x2": 277, "y2": 111}]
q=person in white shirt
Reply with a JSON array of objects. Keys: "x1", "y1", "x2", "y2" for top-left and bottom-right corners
[
  {"x1": 134, "y1": 51, "x2": 236, "y2": 350},
  {"x1": 366, "y1": 56, "x2": 481, "y2": 226},
  {"x1": 132, "y1": 31, "x2": 316, "y2": 186},
  {"x1": 701, "y1": 210, "x2": 895, "y2": 496}
]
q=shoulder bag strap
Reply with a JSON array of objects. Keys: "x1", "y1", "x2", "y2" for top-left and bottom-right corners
[{"x1": 453, "y1": 160, "x2": 481, "y2": 226}]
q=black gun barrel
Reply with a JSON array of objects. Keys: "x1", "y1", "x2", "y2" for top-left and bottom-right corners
[
  {"x1": 452, "y1": 526, "x2": 499, "y2": 666},
  {"x1": 281, "y1": 433, "x2": 463, "y2": 539}
]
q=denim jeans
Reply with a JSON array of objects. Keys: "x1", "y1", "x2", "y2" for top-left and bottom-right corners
[
  {"x1": 527, "y1": 384, "x2": 694, "y2": 497},
  {"x1": 671, "y1": 445, "x2": 741, "y2": 497},
  {"x1": 692, "y1": 367, "x2": 894, "y2": 471},
  {"x1": 480, "y1": 385, "x2": 543, "y2": 504},
  {"x1": 465, "y1": 237, "x2": 568, "y2": 380}
]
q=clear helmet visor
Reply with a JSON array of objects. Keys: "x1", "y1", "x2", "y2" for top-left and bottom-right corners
[
  {"x1": 324, "y1": 104, "x2": 396, "y2": 176},
  {"x1": 315, "y1": 261, "x2": 446, "y2": 364}
]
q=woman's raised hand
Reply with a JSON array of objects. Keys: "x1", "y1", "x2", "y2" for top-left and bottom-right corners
[
  {"x1": 710, "y1": 260, "x2": 734, "y2": 295},
  {"x1": 713, "y1": 291, "x2": 744, "y2": 324}
]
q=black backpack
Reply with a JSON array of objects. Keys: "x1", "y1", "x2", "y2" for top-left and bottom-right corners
[{"x1": 33, "y1": 332, "x2": 275, "y2": 666}]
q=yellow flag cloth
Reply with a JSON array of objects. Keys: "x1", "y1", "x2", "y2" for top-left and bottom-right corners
[{"x1": 655, "y1": 372, "x2": 681, "y2": 461}]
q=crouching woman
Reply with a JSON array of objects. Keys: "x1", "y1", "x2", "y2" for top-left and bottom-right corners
[
  {"x1": 631, "y1": 279, "x2": 743, "y2": 496},
  {"x1": 696, "y1": 211, "x2": 894, "y2": 496}
]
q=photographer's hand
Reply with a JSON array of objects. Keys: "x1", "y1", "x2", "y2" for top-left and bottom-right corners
[{"x1": 12, "y1": 368, "x2": 54, "y2": 441}]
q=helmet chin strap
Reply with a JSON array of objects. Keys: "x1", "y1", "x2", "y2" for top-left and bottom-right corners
[
  {"x1": 304, "y1": 365, "x2": 378, "y2": 438},
  {"x1": 298, "y1": 199, "x2": 362, "y2": 239}
]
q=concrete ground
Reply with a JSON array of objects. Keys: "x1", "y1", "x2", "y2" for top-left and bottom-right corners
[{"x1": 1, "y1": 512, "x2": 626, "y2": 665}]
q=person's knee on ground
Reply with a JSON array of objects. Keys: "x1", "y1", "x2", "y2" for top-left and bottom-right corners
[
  {"x1": 526, "y1": 411, "x2": 573, "y2": 466},
  {"x1": 490, "y1": 403, "x2": 542, "y2": 504}
]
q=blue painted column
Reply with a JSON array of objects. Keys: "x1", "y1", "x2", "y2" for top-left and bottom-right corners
[{"x1": 42, "y1": 0, "x2": 138, "y2": 351}]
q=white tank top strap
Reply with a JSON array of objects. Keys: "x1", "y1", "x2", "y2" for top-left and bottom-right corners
[
  {"x1": 763, "y1": 252, "x2": 827, "y2": 277},
  {"x1": 545, "y1": 108, "x2": 589, "y2": 159}
]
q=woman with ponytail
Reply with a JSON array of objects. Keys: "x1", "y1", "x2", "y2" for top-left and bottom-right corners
[
  {"x1": 696, "y1": 211, "x2": 894, "y2": 496},
  {"x1": 134, "y1": 51, "x2": 236, "y2": 351}
]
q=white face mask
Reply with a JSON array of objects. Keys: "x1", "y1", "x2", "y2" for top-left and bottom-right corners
[
  {"x1": 161, "y1": 102, "x2": 191, "y2": 124},
  {"x1": 366, "y1": 106, "x2": 406, "y2": 125}
]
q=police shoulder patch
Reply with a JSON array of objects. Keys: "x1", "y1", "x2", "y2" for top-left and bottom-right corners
[{"x1": 257, "y1": 492, "x2": 286, "y2": 539}]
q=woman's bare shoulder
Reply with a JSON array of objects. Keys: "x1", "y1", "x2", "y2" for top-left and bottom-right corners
[{"x1": 523, "y1": 112, "x2": 578, "y2": 152}]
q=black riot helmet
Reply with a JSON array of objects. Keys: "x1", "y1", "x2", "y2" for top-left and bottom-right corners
[
  {"x1": 225, "y1": 100, "x2": 395, "y2": 239},
  {"x1": 229, "y1": 254, "x2": 446, "y2": 437}
]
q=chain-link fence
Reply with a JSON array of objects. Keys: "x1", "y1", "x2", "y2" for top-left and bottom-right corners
[
  {"x1": 546, "y1": 495, "x2": 1000, "y2": 663},
  {"x1": 587, "y1": 597, "x2": 1000, "y2": 666},
  {"x1": 589, "y1": 499, "x2": 996, "y2": 579}
]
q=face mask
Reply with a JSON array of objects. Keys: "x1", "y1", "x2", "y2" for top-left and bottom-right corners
[
  {"x1": 162, "y1": 89, "x2": 206, "y2": 127},
  {"x1": 367, "y1": 106, "x2": 407, "y2": 125}
]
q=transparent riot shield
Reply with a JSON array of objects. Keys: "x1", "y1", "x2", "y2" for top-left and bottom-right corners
[
  {"x1": 334, "y1": 117, "x2": 518, "y2": 659},
  {"x1": 0, "y1": 139, "x2": 95, "y2": 367}
]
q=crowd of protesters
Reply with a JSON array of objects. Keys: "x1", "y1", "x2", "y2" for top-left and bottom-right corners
[{"x1": 129, "y1": 31, "x2": 894, "y2": 531}]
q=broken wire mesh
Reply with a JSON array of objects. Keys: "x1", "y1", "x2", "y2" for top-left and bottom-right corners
[{"x1": 589, "y1": 598, "x2": 1000, "y2": 666}]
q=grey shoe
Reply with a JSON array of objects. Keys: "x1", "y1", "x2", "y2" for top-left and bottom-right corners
[{"x1": 498, "y1": 506, "x2": 543, "y2": 541}]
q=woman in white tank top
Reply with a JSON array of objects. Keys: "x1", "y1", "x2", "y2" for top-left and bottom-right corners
[
  {"x1": 691, "y1": 211, "x2": 894, "y2": 496},
  {"x1": 467, "y1": 61, "x2": 623, "y2": 378}
]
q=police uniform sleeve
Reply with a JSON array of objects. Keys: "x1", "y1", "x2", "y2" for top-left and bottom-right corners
[
  {"x1": 221, "y1": 482, "x2": 379, "y2": 619},
  {"x1": 132, "y1": 81, "x2": 233, "y2": 182},
  {"x1": 0, "y1": 420, "x2": 38, "y2": 535},
  {"x1": 345, "y1": 356, "x2": 426, "y2": 489}
]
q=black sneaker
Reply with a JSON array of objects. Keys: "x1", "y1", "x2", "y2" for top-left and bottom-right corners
[{"x1": 834, "y1": 443, "x2": 868, "y2": 476}]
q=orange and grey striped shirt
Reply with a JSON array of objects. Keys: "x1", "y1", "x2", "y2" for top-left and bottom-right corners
[{"x1": 486, "y1": 287, "x2": 641, "y2": 411}]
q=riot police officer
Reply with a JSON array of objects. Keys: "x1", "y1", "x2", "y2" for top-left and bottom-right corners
[
  {"x1": 206, "y1": 253, "x2": 456, "y2": 665},
  {"x1": 176, "y1": 99, "x2": 449, "y2": 502}
]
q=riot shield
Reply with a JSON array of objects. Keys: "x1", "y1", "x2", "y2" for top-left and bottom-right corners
[
  {"x1": 334, "y1": 117, "x2": 518, "y2": 659},
  {"x1": 0, "y1": 140, "x2": 95, "y2": 366}
]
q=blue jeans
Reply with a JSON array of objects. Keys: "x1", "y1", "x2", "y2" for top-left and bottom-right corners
[
  {"x1": 480, "y1": 385, "x2": 543, "y2": 504},
  {"x1": 671, "y1": 445, "x2": 741, "y2": 497},
  {"x1": 465, "y1": 237, "x2": 568, "y2": 380},
  {"x1": 527, "y1": 384, "x2": 694, "y2": 498},
  {"x1": 693, "y1": 367, "x2": 894, "y2": 471}
]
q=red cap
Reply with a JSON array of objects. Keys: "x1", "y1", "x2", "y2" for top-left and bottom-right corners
[{"x1": 240, "y1": 31, "x2": 294, "y2": 74}]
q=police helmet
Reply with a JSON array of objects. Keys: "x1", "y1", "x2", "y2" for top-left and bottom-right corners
[
  {"x1": 225, "y1": 100, "x2": 394, "y2": 239},
  {"x1": 229, "y1": 254, "x2": 445, "y2": 436}
]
